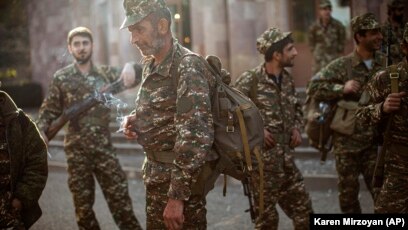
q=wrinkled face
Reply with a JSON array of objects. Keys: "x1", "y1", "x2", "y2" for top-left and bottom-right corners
[
  {"x1": 127, "y1": 15, "x2": 166, "y2": 57},
  {"x1": 359, "y1": 29, "x2": 383, "y2": 52},
  {"x1": 68, "y1": 35, "x2": 93, "y2": 64},
  {"x1": 280, "y1": 43, "x2": 298, "y2": 67},
  {"x1": 319, "y1": 7, "x2": 332, "y2": 20}
]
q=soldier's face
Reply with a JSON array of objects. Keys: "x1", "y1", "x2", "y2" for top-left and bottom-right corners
[
  {"x1": 359, "y1": 29, "x2": 383, "y2": 52},
  {"x1": 401, "y1": 42, "x2": 408, "y2": 57},
  {"x1": 280, "y1": 43, "x2": 298, "y2": 67},
  {"x1": 319, "y1": 7, "x2": 331, "y2": 20},
  {"x1": 68, "y1": 35, "x2": 93, "y2": 64},
  {"x1": 128, "y1": 16, "x2": 166, "y2": 57}
]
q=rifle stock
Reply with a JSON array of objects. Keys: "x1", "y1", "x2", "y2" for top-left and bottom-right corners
[{"x1": 45, "y1": 79, "x2": 123, "y2": 140}]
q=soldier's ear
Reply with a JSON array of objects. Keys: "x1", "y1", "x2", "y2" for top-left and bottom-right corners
[
  {"x1": 67, "y1": 44, "x2": 73, "y2": 54},
  {"x1": 157, "y1": 18, "x2": 169, "y2": 35}
]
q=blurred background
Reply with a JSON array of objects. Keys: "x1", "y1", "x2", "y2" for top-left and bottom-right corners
[{"x1": 0, "y1": 0, "x2": 407, "y2": 107}]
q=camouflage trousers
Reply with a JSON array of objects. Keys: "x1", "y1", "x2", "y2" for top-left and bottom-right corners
[
  {"x1": 252, "y1": 145, "x2": 313, "y2": 230},
  {"x1": 333, "y1": 146, "x2": 378, "y2": 213},
  {"x1": 143, "y1": 159, "x2": 207, "y2": 230},
  {"x1": 65, "y1": 145, "x2": 142, "y2": 230},
  {"x1": 375, "y1": 143, "x2": 408, "y2": 213}
]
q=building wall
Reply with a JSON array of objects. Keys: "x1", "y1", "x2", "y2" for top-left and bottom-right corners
[{"x1": 27, "y1": 0, "x2": 141, "y2": 95}]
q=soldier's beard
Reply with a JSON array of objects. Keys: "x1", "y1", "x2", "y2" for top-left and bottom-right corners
[
  {"x1": 136, "y1": 32, "x2": 166, "y2": 57},
  {"x1": 74, "y1": 52, "x2": 92, "y2": 65}
]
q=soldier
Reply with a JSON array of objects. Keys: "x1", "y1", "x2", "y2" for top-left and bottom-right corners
[
  {"x1": 308, "y1": 13, "x2": 386, "y2": 213},
  {"x1": 308, "y1": 0, "x2": 346, "y2": 74},
  {"x1": 0, "y1": 88, "x2": 48, "y2": 229},
  {"x1": 382, "y1": 0, "x2": 406, "y2": 65},
  {"x1": 234, "y1": 27, "x2": 313, "y2": 230},
  {"x1": 36, "y1": 27, "x2": 142, "y2": 230},
  {"x1": 120, "y1": 0, "x2": 217, "y2": 229},
  {"x1": 356, "y1": 22, "x2": 408, "y2": 213}
]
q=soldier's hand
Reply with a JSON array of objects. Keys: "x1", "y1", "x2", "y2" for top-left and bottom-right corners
[
  {"x1": 121, "y1": 115, "x2": 138, "y2": 140},
  {"x1": 11, "y1": 198, "x2": 22, "y2": 213},
  {"x1": 163, "y1": 198, "x2": 184, "y2": 230},
  {"x1": 120, "y1": 62, "x2": 136, "y2": 88},
  {"x1": 343, "y1": 80, "x2": 361, "y2": 94},
  {"x1": 290, "y1": 128, "x2": 302, "y2": 148},
  {"x1": 264, "y1": 128, "x2": 276, "y2": 149},
  {"x1": 382, "y1": 92, "x2": 406, "y2": 113}
]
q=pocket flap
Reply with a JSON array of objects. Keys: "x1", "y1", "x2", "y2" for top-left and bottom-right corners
[{"x1": 337, "y1": 100, "x2": 359, "y2": 110}]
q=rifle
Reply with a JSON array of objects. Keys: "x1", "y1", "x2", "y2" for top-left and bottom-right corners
[
  {"x1": 45, "y1": 79, "x2": 124, "y2": 140},
  {"x1": 242, "y1": 176, "x2": 257, "y2": 223},
  {"x1": 372, "y1": 65, "x2": 399, "y2": 189},
  {"x1": 316, "y1": 101, "x2": 333, "y2": 164}
]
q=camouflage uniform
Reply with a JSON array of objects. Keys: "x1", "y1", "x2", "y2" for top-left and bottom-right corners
[
  {"x1": 234, "y1": 28, "x2": 313, "y2": 230},
  {"x1": 356, "y1": 23, "x2": 408, "y2": 213},
  {"x1": 0, "y1": 91, "x2": 48, "y2": 229},
  {"x1": 308, "y1": 0, "x2": 346, "y2": 74},
  {"x1": 121, "y1": 1, "x2": 217, "y2": 228},
  {"x1": 37, "y1": 64, "x2": 141, "y2": 230},
  {"x1": 382, "y1": 21, "x2": 405, "y2": 65},
  {"x1": 308, "y1": 13, "x2": 386, "y2": 214},
  {"x1": 381, "y1": 0, "x2": 406, "y2": 65}
]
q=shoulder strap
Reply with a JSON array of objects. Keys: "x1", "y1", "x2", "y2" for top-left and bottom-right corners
[{"x1": 389, "y1": 64, "x2": 399, "y2": 93}]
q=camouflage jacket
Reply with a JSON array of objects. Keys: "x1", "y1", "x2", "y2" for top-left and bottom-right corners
[
  {"x1": 308, "y1": 51, "x2": 386, "y2": 153},
  {"x1": 0, "y1": 91, "x2": 48, "y2": 228},
  {"x1": 234, "y1": 64, "x2": 303, "y2": 135},
  {"x1": 381, "y1": 20, "x2": 405, "y2": 65},
  {"x1": 356, "y1": 60, "x2": 408, "y2": 145},
  {"x1": 133, "y1": 39, "x2": 216, "y2": 200},
  {"x1": 308, "y1": 17, "x2": 346, "y2": 73},
  {"x1": 37, "y1": 63, "x2": 121, "y2": 147}
]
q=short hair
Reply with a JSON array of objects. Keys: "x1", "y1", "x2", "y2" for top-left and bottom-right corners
[
  {"x1": 148, "y1": 7, "x2": 172, "y2": 30},
  {"x1": 67, "y1": 27, "x2": 93, "y2": 45},
  {"x1": 264, "y1": 36, "x2": 294, "y2": 62}
]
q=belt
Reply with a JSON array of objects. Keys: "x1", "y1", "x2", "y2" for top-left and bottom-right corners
[{"x1": 145, "y1": 150, "x2": 178, "y2": 164}]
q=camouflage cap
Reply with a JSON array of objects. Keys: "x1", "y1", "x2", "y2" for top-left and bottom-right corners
[
  {"x1": 256, "y1": 27, "x2": 292, "y2": 54},
  {"x1": 350, "y1": 13, "x2": 380, "y2": 33},
  {"x1": 319, "y1": 0, "x2": 332, "y2": 8},
  {"x1": 404, "y1": 22, "x2": 408, "y2": 43},
  {"x1": 120, "y1": 0, "x2": 167, "y2": 29}
]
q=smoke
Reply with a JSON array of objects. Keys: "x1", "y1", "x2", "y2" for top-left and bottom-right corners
[{"x1": 98, "y1": 91, "x2": 130, "y2": 133}]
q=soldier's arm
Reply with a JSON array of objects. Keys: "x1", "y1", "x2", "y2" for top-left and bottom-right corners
[
  {"x1": 308, "y1": 58, "x2": 347, "y2": 101},
  {"x1": 168, "y1": 56, "x2": 214, "y2": 201},
  {"x1": 356, "y1": 71, "x2": 389, "y2": 125},
  {"x1": 15, "y1": 113, "x2": 48, "y2": 209},
  {"x1": 290, "y1": 77, "x2": 303, "y2": 130},
  {"x1": 37, "y1": 77, "x2": 64, "y2": 132},
  {"x1": 337, "y1": 23, "x2": 346, "y2": 53}
]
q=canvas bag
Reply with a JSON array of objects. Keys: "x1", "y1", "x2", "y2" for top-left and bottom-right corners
[
  {"x1": 170, "y1": 54, "x2": 264, "y2": 208},
  {"x1": 329, "y1": 100, "x2": 359, "y2": 135}
]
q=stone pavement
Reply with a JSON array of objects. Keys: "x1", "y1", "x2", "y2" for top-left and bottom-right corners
[{"x1": 31, "y1": 169, "x2": 374, "y2": 230}]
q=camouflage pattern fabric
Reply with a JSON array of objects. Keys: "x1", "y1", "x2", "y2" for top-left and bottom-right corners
[
  {"x1": 382, "y1": 21, "x2": 405, "y2": 65},
  {"x1": 350, "y1": 13, "x2": 381, "y2": 33},
  {"x1": 234, "y1": 65, "x2": 312, "y2": 229},
  {"x1": 308, "y1": 17, "x2": 346, "y2": 74},
  {"x1": 256, "y1": 28, "x2": 292, "y2": 55},
  {"x1": 308, "y1": 51, "x2": 386, "y2": 213},
  {"x1": 37, "y1": 64, "x2": 141, "y2": 230},
  {"x1": 0, "y1": 90, "x2": 48, "y2": 229},
  {"x1": 133, "y1": 40, "x2": 216, "y2": 228},
  {"x1": 355, "y1": 60, "x2": 408, "y2": 213}
]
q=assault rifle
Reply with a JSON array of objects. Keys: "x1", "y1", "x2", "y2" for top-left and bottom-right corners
[
  {"x1": 45, "y1": 79, "x2": 124, "y2": 140},
  {"x1": 242, "y1": 175, "x2": 257, "y2": 223}
]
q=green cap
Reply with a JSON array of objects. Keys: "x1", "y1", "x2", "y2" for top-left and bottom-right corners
[
  {"x1": 256, "y1": 27, "x2": 292, "y2": 54},
  {"x1": 319, "y1": 0, "x2": 332, "y2": 8},
  {"x1": 120, "y1": 0, "x2": 167, "y2": 29},
  {"x1": 403, "y1": 22, "x2": 408, "y2": 43},
  {"x1": 350, "y1": 13, "x2": 380, "y2": 33}
]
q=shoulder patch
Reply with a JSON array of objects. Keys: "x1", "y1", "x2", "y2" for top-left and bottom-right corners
[{"x1": 177, "y1": 96, "x2": 193, "y2": 114}]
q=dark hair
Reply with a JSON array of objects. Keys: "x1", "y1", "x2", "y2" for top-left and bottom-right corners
[
  {"x1": 264, "y1": 36, "x2": 294, "y2": 62},
  {"x1": 149, "y1": 7, "x2": 172, "y2": 31},
  {"x1": 67, "y1": 27, "x2": 93, "y2": 45},
  {"x1": 353, "y1": 30, "x2": 368, "y2": 44}
]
